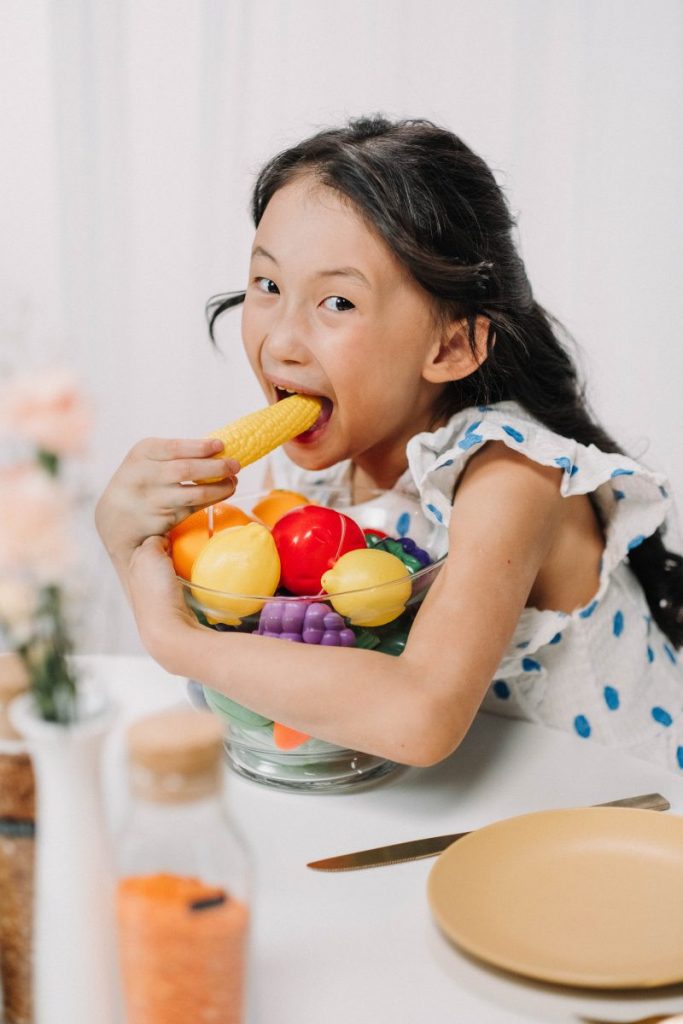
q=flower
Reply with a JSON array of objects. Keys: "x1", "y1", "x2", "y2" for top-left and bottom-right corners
[
  {"x1": 0, "y1": 369, "x2": 90, "y2": 723},
  {"x1": 0, "y1": 579, "x2": 38, "y2": 646},
  {"x1": 0, "y1": 465, "x2": 74, "y2": 583},
  {"x1": 0, "y1": 369, "x2": 92, "y2": 457}
]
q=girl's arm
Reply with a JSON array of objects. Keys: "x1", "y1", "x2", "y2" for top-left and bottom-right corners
[{"x1": 128, "y1": 443, "x2": 564, "y2": 766}]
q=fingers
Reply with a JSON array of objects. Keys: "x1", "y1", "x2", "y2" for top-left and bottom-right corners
[
  {"x1": 130, "y1": 437, "x2": 240, "y2": 484},
  {"x1": 136, "y1": 437, "x2": 226, "y2": 462},
  {"x1": 159, "y1": 457, "x2": 239, "y2": 486},
  {"x1": 174, "y1": 478, "x2": 239, "y2": 509}
]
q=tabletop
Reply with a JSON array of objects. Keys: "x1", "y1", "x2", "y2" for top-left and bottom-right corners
[{"x1": 91, "y1": 654, "x2": 683, "y2": 1024}]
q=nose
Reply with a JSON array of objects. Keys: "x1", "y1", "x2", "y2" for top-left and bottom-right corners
[{"x1": 260, "y1": 301, "x2": 312, "y2": 368}]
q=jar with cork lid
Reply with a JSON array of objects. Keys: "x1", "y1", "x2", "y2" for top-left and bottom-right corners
[
  {"x1": 0, "y1": 652, "x2": 35, "y2": 1024},
  {"x1": 116, "y1": 707, "x2": 250, "y2": 1024}
]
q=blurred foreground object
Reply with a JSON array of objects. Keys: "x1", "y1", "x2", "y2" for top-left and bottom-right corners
[
  {"x1": 0, "y1": 367, "x2": 92, "y2": 723},
  {"x1": 116, "y1": 709, "x2": 250, "y2": 1024},
  {"x1": 0, "y1": 654, "x2": 35, "y2": 1024},
  {"x1": 3, "y1": 369, "x2": 119, "y2": 1024}
]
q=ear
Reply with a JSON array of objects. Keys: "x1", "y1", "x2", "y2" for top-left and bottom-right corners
[{"x1": 422, "y1": 316, "x2": 491, "y2": 384}]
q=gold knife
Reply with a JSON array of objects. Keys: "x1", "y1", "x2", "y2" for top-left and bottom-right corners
[{"x1": 306, "y1": 792, "x2": 670, "y2": 871}]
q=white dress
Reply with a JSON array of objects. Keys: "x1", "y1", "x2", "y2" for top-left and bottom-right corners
[{"x1": 269, "y1": 401, "x2": 683, "y2": 773}]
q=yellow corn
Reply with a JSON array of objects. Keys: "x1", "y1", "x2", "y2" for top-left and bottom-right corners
[{"x1": 207, "y1": 394, "x2": 322, "y2": 468}]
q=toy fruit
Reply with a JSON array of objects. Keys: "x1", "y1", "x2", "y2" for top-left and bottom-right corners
[
  {"x1": 202, "y1": 685, "x2": 273, "y2": 729},
  {"x1": 251, "y1": 489, "x2": 311, "y2": 528},
  {"x1": 170, "y1": 504, "x2": 252, "y2": 580},
  {"x1": 273, "y1": 722, "x2": 311, "y2": 750},
  {"x1": 255, "y1": 600, "x2": 356, "y2": 646},
  {"x1": 207, "y1": 394, "x2": 322, "y2": 469},
  {"x1": 271, "y1": 506, "x2": 366, "y2": 595},
  {"x1": 190, "y1": 522, "x2": 281, "y2": 625},
  {"x1": 364, "y1": 533, "x2": 431, "y2": 573},
  {"x1": 321, "y1": 548, "x2": 411, "y2": 627}
]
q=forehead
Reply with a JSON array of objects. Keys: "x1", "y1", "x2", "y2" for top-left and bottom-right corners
[{"x1": 253, "y1": 175, "x2": 403, "y2": 278}]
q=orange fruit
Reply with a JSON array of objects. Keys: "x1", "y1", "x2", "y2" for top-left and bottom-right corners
[
  {"x1": 169, "y1": 503, "x2": 251, "y2": 580},
  {"x1": 251, "y1": 489, "x2": 311, "y2": 528}
]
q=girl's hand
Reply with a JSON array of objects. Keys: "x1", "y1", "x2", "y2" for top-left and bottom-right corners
[
  {"x1": 128, "y1": 536, "x2": 200, "y2": 665},
  {"x1": 95, "y1": 437, "x2": 239, "y2": 580}
]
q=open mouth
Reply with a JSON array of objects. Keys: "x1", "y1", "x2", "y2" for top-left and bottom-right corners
[{"x1": 274, "y1": 386, "x2": 333, "y2": 442}]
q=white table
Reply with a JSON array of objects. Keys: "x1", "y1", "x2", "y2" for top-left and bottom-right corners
[{"x1": 92, "y1": 655, "x2": 683, "y2": 1024}]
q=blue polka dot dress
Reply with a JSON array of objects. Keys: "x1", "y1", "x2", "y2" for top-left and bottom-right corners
[{"x1": 269, "y1": 401, "x2": 683, "y2": 773}]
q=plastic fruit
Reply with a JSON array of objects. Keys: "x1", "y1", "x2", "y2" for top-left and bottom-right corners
[
  {"x1": 321, "y1": 548, "x2": 411, "y2": 627},
  {"x1": 255, "y1": 600, "x2": 356, "y2": 646},
  {"x1": 170, "y1": 504, "x2": 251, "y2": 580},
  {"x1": 273, "y1": 722, "x2": 311, "y2": 750},
  {"x1": 202, "y1": 685, "x2": 272, "y2": 729},
  {"x1": 252, "y1": 489, "x2": 311, "y2": 529},
  {"x1": 364, "y1": 534, "x2": 431, "y2": 573},
  {"x1": 190, "y1": 522, "x2": 281, "y2": 625},
  {"x1": 206, "y1": 394, "x2": 322, "y2": 469},
  {"x1": 271, "y1": 506, "x2": 366, "y2": 595}
]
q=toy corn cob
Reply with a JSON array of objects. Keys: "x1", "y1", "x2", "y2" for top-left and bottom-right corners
[{"x1": 207, "y1": 393, "x2": 322, "y2": 469}]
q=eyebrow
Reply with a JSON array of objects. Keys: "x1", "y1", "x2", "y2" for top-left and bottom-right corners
[{"x1": 251, "y1": 245, "x2": 371, "y2": 288}]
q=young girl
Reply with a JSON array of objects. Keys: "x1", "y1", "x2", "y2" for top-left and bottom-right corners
[{"x1": 96, "y1": 116, "x2": 683, "y2": 771}]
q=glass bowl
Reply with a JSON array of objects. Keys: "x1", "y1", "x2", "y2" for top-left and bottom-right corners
[{"x1": 178, "y1": 486, "x2": 447, "y2": 792}]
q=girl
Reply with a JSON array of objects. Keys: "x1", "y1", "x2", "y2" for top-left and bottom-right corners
[{"x1": 96, "y1": 116, "x2": 683, "y2": 771}]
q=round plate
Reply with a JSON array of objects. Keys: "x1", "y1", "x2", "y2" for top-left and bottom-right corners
[{"x1": 427, "y1": 807, "x2": 683, "y2": 988}]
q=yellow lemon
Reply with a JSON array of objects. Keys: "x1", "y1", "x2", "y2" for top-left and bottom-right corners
[
  {"x1": 190, "y1": 522, "x2": 281, "y2": 625},
  {"x1": 321, "y1": 548, "x2": 411, "y2": 627}
]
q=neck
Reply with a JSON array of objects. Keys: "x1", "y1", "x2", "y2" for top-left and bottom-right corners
[
  {"x1": 351, "y1": 460, "x2": 405, "y2": 500},
  {"x1": 350, "y1": 399, "x2": 450, "y2": 496}
]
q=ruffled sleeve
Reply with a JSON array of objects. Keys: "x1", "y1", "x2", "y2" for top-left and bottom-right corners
[{"x1": 406, "y1": 400, "x2": 673, "y2": 660}]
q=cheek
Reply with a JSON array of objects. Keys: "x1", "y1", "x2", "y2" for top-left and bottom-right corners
[{"x1": 240, "y1": 300, "x2": 263, "y2": 366}]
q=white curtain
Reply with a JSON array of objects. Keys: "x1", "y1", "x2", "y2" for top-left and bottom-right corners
[{"x1": 2, "y1": 0, "x2": 682, "y2": 653}]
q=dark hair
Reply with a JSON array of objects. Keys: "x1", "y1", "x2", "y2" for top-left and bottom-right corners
[{"x1": 207, "y1": 115, "x2": 683, "y2": 646}]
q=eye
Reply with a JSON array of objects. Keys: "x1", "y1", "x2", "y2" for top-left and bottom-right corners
[
  {"x1": 255, "y1": 277, "x2": 279, "y2": 295},
  {"x1": 322, "y1": 295, "x2": 355, "y2": 312}
]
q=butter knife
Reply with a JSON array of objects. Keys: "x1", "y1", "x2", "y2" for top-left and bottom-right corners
[{"x1": 306, "y1": 792, "x2": 670, "y2": 871}]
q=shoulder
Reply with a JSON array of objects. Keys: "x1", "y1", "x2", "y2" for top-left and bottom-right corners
[
  {"x1": 406, "y1": 401, "x2": 568, "y2": 530},
  {"x1": 456, "y1": 435, "x2": 564, "y2": 493},
  {"x1": 449, "y1": 439, "x2": 565, "y2": 562}
]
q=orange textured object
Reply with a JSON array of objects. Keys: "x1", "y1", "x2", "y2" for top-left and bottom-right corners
[
  {"x1": 169, "y1": 504, "x2": 251, "y2": 581},
  {"x1": 117, "y1": 873, "x2": 249, "y2": 1024},
  {"x1": 272, "y1": 722, "x2": 310, "y2": 750},
  {"x1": 251, "y1": 489, "x2": 311, "y2": 528}
]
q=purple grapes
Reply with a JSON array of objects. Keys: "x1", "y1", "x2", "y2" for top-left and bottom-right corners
[{"x1": 255, "y1": 600, "x2": 356, "y2": 647}]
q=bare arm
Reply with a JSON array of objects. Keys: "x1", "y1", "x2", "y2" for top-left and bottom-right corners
[{"x1": 128, "y1": 443, "x2": 564, "y2": 766}]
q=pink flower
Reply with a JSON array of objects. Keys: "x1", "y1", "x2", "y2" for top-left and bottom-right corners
[
  {"x1": 0, "y1": 465, "x2": 74, "y2": 583},
  {"x1": 0, "y1": 578, "x2": 38, "y2": 644},
  {"x1": 0, "y1": 369, "x2": 92, "y2": 456}
]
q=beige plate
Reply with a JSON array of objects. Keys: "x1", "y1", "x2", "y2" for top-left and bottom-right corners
[{"x1": 427, "y1": 807, "x2": 683, "y2": 989}]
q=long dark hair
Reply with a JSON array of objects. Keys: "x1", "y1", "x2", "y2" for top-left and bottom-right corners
[{"x1": 207, "y1": 115, "x2": 683, "y2": 647}]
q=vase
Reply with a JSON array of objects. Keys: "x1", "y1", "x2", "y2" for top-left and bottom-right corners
[{"x1": 10, "y1": 683, "x2": 120, "y2": 1024}]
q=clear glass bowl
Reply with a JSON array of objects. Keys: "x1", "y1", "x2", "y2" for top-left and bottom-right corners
[{"x1": 179, "y1": 486, "x2": 446, "y2": 792}]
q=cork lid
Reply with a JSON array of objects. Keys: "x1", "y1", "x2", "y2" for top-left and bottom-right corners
[
  {"x1": 126, "y1": 708, "x2": 226, "y2": 802},
  {"x1": 0, "y1": 653, "x2": 31, "y2": 740}
]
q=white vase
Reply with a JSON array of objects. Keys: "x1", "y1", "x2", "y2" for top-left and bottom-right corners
[{"x1": 10, "y1": 684, "x2": 120, "y2": 1024}]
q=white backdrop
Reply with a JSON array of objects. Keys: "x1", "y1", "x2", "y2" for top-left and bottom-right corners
[{"x1": 1, "y1": 0, "x2": 682, "y2": 653}]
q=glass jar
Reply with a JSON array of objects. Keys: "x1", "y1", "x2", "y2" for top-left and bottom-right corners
[
  {"x1": 0, "y1": 653, "x2": 35, "y2": 1024},
  {"x1": 116, "y1": 708, "x2": 250, "y2": 1024},
  {"x1": 178, "y1": 486, "x2": 447, "y2": 792}
]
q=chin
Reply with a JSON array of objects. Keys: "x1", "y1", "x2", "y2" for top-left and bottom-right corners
[{"x1": 282, "y1": 441, "x2": 341, "y2": 473}]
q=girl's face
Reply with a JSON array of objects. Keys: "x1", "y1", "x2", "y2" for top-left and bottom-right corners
[{"x1": 242, "y1": 175, "x2": 447, "y2": 486}]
